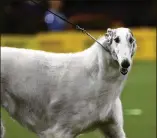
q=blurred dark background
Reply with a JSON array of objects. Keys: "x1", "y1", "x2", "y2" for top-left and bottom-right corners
[{"x1": 1, "y1": 0, "x2": 156, "y2": 34}]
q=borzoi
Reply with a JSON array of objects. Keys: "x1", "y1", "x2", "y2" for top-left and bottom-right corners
[{"x1": 1, "y1": 27, "x2": 137, "y2": 138}]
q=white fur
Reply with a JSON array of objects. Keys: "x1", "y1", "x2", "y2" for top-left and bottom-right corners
[{"x1": 1, "y1": 28, "x2": 136, "y2": 138}]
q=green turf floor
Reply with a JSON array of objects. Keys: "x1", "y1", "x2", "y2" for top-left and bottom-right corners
[{"x1": 1, "y1": 61, "x2": 156, "y2": 138}]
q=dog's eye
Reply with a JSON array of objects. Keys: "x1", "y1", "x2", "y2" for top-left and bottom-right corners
[
  {"x1": 114, "y1": 37, "x2": 120, "y2": 43},
  {"x1": 129, "y1": 37, "x2": 134, "y2": 44}
]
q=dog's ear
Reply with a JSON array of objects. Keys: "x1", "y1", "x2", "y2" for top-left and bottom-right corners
[
  {"x1": 105, "y1": 28, "x2": 113, "y2": 44},
  {"x1": 107, "y1": 28, "x2": 113, "y2": 35},
  {"x1": 107, "y1": 28, "x2": 116, "y2": 36},
  {"x1": 131, "y1": 39, "x2": 137, "y2": 57}
]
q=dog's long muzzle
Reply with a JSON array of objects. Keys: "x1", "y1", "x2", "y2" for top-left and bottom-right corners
[{"x1": 120, "y1": 59, "x2": 130, "y2": 75}]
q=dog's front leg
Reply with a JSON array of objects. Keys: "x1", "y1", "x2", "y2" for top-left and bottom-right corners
[{"x1": 99, "y1": 98, "x2": 126, "y2": 138}]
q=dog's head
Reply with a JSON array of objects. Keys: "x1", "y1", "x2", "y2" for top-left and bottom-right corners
[{"x1": 104, "y1": 27, "x2": 137, "y2": 75}]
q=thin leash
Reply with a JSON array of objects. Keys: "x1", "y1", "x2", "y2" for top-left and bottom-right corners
[{"x1": 31, "y1": 0, "x2": 106, "y2": 48}]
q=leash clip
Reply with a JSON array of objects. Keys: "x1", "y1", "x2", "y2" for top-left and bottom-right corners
[{"x1": 76, "y1": 25, "x2": 85, "y2": 33}]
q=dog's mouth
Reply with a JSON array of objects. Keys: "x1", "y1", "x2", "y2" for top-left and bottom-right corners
[{"x1": 120, "y1": 68, "x2": 128, "y2": 75}]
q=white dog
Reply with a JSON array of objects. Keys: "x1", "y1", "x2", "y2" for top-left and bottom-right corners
[{"x1": 1, "y1": 28, "x2": 136, "y2": 138}]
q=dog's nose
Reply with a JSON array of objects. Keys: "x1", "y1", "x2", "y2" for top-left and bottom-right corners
[{"x1": 121, "y1": 59, "x2": 130, "y2": 68}]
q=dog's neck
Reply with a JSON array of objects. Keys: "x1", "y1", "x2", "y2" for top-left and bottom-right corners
[{"x1": 85, "y1": 38, "x2": 125, "y2": 81}]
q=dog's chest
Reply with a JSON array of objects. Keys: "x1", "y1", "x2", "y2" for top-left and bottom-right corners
[{"x1": 71, "y1": 78, "x2": 124, "y2": 129}]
